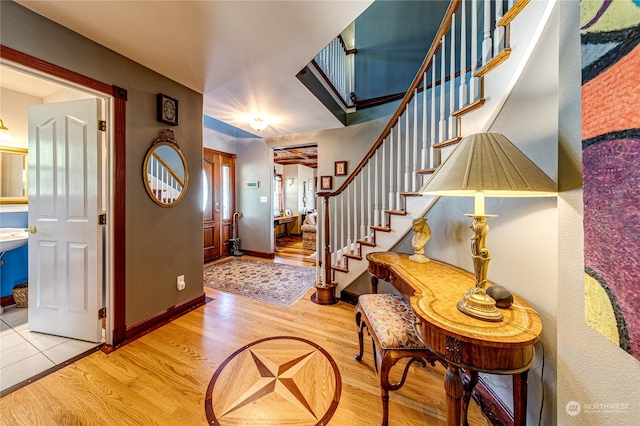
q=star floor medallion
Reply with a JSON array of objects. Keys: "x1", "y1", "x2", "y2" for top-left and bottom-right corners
[{"x1": 205, "y1": 336, "x2": 342, "y2": 425}]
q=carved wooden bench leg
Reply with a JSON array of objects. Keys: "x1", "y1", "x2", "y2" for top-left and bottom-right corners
[{"x1": 355, "y1": 309, "x2": 365, "y2": 361}]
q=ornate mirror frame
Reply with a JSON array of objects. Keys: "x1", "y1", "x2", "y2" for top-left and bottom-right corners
[{"x1": 143, "y1": 129, "x2": 188, "y2": 207}]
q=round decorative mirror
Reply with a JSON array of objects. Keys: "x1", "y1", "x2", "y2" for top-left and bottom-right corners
[{"x1": 143, "y1": 128, "x2": 188, "y2": 207}]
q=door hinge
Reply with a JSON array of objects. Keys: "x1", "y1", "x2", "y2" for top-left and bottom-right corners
[
  {"x1": 99, "y1": 213, "x2": 107, "y2": 225},
  {"x1": 98, "y1": 120, "x2": 107, "y2": 131},
  {"x1": 98, "y1": 307, "x2": 107, "y2": 319}
]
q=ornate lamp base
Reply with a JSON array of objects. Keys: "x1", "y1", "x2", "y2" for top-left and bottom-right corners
[{"x1": 457, "y1": 288, "x2": 503, "y2": 322}]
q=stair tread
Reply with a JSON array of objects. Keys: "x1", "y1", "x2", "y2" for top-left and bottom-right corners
[
  {"x1": 433, "y1": 137, "x2": 462, "y2": 149},
  {"x1": 358, "y1": 240, "x2": 376, "y2": 247},
  {"x1": 452, "y1": 99, "x2": 486, "y2": 117},
  {"x1": 332, "y1": 265, "x2": 349, "y2": 273},
  {"x1": 370, "y1": 226, "x2": 391, "y2": 232},
  {"x1": 474, "y1": 48, "x2": 511, "y2": 78},
  {"x1": 385, "y1": 210, "x2": 408, "y2": 216},
  {"x1": 417, "y1": 168, "x2": 436, "y2": 174},
  {"x1": 400, "y1": 191, "x2": 421, "y2": 197},
  {"x1": 344, "y1": 253, "x2": 362, "y2": 260}
]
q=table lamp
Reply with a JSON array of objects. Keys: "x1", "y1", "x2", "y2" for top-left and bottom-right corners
[{"x1": 420, "y1": 133, "x2": 556, "y2": 321}]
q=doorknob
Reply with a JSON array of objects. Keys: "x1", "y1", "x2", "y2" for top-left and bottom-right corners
[
  {"x1": 25, "y1": 226, "x2": 37, "y2": 234},
  {"x1": 215, "y1": 209, "x2": 220, "y2": 213}
]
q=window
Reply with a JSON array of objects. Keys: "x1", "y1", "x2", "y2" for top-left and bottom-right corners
[
  {"x1": 222, "y1": 165, "x2": 230, "y2": 220},
  {"x1": 273, "y1": 173, "x2": 283, "y2": 216}
]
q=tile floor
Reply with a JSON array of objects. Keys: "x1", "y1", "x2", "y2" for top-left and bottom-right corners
[{"x1": 0, "y1": 305, "x2": 101, "y2": 392}]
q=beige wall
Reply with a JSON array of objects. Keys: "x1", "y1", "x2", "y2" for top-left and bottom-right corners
[
  {"x1": 2, "y1": 2, "x2": 204, "y2": 327},
  {"x1": 0, "y1": 87, "x2": 41, "y2": 150}
]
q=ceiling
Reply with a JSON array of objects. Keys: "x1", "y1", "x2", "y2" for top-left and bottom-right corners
[
  {"x1": 15, "y1": 0, "x2": 374, "y2": 138},
  {"x1": 274, "y1": 145, "x2": 318, "y2": 169}
]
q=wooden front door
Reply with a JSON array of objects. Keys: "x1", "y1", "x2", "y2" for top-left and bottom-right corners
[{"x1": 203, "y1": 148, "x2": 235, "y2": 262}]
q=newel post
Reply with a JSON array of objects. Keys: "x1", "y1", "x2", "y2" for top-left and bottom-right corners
[{"x1": 312, "y1": 193, "x2": 337, "y2": 305}]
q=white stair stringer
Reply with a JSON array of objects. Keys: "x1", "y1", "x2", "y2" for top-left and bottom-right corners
[{"x1": 333, "y1": 194, "x2": 438, "y2": 297}]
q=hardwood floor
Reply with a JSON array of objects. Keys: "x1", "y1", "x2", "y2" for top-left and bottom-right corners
[
  {"x1": 274, "y1": 235, "x2": 316, "y2": 267},
  {"x1": 0, "y1": 237, "x2": 488, "y2": 425}
]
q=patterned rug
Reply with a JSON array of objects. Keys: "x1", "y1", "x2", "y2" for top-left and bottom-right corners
[{"x1": 203, "y1": 257, "x2": 316, "y2": 307}]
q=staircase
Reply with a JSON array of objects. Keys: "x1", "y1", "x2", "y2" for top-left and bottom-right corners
[{"x1": 312, "y1": 0, "x2": 557, "y2": 299}]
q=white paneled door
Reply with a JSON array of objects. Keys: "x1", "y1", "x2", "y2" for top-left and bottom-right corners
[{"x1": 27, "y1": 99, "x2": 104, "y2": 343}]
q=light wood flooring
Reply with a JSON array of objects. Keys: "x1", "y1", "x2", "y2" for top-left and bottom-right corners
[{"x1": 0, "y1": 236, "x2": 488, "y2": 425}]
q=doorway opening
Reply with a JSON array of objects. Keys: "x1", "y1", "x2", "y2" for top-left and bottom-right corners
[
  {"x1": 0, "y1": 63, "x2": 113, "y2": 394},
  {"x1": 272, "y1": 143, "x2": 317, "y2": 253}
]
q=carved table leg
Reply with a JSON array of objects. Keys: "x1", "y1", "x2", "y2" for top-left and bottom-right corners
[
  {"x1": 444, "y1": 366, "x2": 464, "y2": 426},
  {"x1": 513, "y1": 371, "x2": 528, "y2": 426},
  {"x1": 371, "y1": 275, "x2": 379, "y2": 294},
  {"x1": 461, "y1": 369, "x2": 479, "y2": 426}
]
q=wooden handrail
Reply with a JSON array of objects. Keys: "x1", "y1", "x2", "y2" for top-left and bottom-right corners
[{"x1": 330, "y1": 0, "x2": 462, "y2": 196}]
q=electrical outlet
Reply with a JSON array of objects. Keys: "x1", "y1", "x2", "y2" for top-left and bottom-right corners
[{"x1": 177, "y1": 275, "x2": 186, "y2": 291}]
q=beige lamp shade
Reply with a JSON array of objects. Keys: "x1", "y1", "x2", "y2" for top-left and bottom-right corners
[{"x1": 420, "y1": 132, "x2": 557, "y2": 197}]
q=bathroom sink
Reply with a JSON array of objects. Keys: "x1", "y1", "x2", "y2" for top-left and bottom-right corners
[{"x1": 0, "y1": 228, "x2": 29, "y2": 252}]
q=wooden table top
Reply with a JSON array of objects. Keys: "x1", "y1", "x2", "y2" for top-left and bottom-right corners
[
  {"x1": 367, "y1": 252, "x2": 542, "y2": 371},
  {"x1": 274, "y1": 215, "x2": 297, "y2": 224}
]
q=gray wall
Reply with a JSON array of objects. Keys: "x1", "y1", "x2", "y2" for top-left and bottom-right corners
[
  {"x1": 2, "y1": 1, "x2": 204, "y2": 326},
  {"x1": 236, "y1": 136, "x2": 274, "y2": 254}
]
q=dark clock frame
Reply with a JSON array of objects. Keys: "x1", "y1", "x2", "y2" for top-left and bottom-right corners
[{"x1": 157, "y1": 93, "x2": 179, "y2": 126}]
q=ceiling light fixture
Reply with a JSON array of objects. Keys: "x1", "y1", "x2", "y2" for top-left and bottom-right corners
[
  {"x1": 249, "y1": 116, "x2": 269, "y2": 132},
  {"x1": 0, "y1": 118, "x2": 12, "y2": 142}
]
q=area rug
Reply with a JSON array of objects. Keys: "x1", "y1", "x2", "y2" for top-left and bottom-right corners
[{"x1": 203, "y1": 257, "x2": 316, "y2": 307}]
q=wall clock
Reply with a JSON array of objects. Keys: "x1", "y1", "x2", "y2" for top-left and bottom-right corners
[{"x1": 157, "y1": 93, "x2": 178, "y2": 126}]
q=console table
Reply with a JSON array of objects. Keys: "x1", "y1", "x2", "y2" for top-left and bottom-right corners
[
  {"x1": 274, "y1": 215, "x2": 297, "y2": 238},
  {"x1": 366, "y1": 252, "x2": 542, "y2": 426}
]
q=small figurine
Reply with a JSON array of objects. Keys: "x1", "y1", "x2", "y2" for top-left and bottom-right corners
[{"x1": 409, "y1": 217, "x2": 431, "y2": 263}]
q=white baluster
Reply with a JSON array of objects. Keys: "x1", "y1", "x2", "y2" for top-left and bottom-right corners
[
  {"x1": 439, "y1": 36, "x2": 447, "y2": 143},
  {"x1": 449, "y1": 13, "x2": 457, "y2": 140},
  {"x1": 346, "y1": 185, "x2": 351, "y2": 254},
  {"x1": 388, "y1": 131, "x2": 394, "y2": 211},
  {"x1": 422, "y1": 72, "x2": 428, "y2": 170},
  {"x1": 482, "y1": 0, "x2": 492, "y2": 65},
  {"x1": 360, "y1": 172, "x2": 365, "y2": 244},
  {"x1": 396, "y1": 120, "x2": 402, "y2": 209},
  {"x1": 367, "y1": 162, "x2": 372, "y2": 239},
  {"x1": 334, "y1": 194, "x2": 340, "y2": 265},
  {"x1": 430, "y1": 68, "x2": 437, "y2": 168},
  {"x1": 352, "y1": 176, "x2": 358, "y2": 248},
  {"x1": 336, "y1": 191, "x2": 345, "y2": 255},
  {"x1": 470, "y1": 0, "x2": 478, "y2": 101},
  {"x1": 413, "y1": 90, "x2": 418, "y2": 191},
  {"x1": 327, "y1": 200, "x2": 339, "y2": 265},
  {"x1": 460, "y1": 0, "x2": 468, "y2": 108},
  {"x1": 381, "y1": 139, "x2": 387, "y2": 226},
  {"x1": 404, "y1": 107, "x2": 410, "y2": 193},
  {"x1": 374, "y1": 150, "x2": 379, "y2": 228},
  {"x1": 318, "y1": 202, "x2": 323, "y2": 284},
  {"x1": 494, "y1": 0, "x2": 505, "y2": 56}
]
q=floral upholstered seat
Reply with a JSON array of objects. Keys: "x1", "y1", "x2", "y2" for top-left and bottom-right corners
[
  {"x1": 355, "y1": 293, "x2": 441, "y2": 426},
  {"x1": 357, "y1": 294, "x2": 426, "y2": 350}
]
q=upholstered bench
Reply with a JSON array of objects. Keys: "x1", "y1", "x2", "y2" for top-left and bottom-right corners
[{"x1": 355, "y1": 293, "x2": 441, "y2": 426}]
